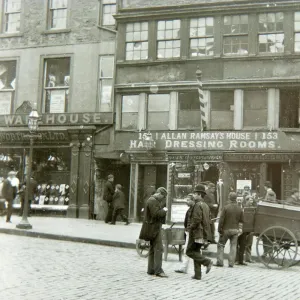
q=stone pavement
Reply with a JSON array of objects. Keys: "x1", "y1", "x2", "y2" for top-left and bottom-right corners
[
  {"x1": 0, "y1": 234, "x2": 299, "y2": 300},
  {"x1": 0, "y1": 215, "x2": 254, "y2": 260}
]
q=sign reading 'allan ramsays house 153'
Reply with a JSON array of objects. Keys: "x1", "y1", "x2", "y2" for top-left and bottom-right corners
[
  {"x1": 1, "y1": 112, "x2": 113, "y2": 126},
  {"x1": 126, "y1": 131, "x2": 295, "y2": 151}
]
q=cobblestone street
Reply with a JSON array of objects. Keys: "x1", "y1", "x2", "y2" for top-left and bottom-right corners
[{"x1": 0, "y1": 234, "x2": 299, "y2": 300}]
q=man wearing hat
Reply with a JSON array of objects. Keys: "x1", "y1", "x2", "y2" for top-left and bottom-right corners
[
  {"x1": 186, "y1": 184, "x2": 213, "y2": 280},
  {"x1": 286, "y1": 188, "x2": 300, "y2": 206},
  {"x1": 215, "y1": 192, "x2": 244, "y2": 267},
  {"x1": 140, "y1": 187, "x2": 168, "y2": 278},
  {"x1": 2, "y1": 171, "x2": 18, "y2": 223},
  {"x1": 103, "y1": 174, "x2": 114, "y2": 223},
  {"x1": 264, "y1": 181, "x2": 276, "y2": 202}
]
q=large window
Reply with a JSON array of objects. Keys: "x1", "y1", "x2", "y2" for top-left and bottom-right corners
[
  {"x1": 279, "y1": 89, "x2": 299, "y2": 128},
  {"x1": 121, "y1": 95, "x2": 139, "y2": 130},
  {"x1": 258, "y1": 12, "x2": 284, "y2": 53},
  {"x1": 0, "y1": 61, "x2": 16, "y2": 115},
  {"x1": 157, "y1": 20, "x2": 181, "y2": 59},
  {"x1": 2, "y1": 0, "x2": 21, "y2": 33},
  {"x1": 99, "y1": 56, "x2": 114, "y2": 112},
  {"x1": 43, "y1": 58, "x2": 70, "y2": 113},
  {"x1": 100, "y1": 0, "x2": 116, "y2": 26},
  {"x1": 243, "y1": 90, "x2": 268, "y2": 127},
  {"x1": 210, "y1": 91, "x2": 234, "y2": 129},
  {"x1": 147, "y1": 94, "x2": 170, "y2": 130},
  {"x1": 189, "y1": 17, "x2": 214, "y2": 57},
  {"x1": 48, "y1": 0, "x2": 68, "y2": 30},
  {"x1": 125, "y1": 22, "x2": 148, "y2": 61},
  {"x1": 294, "y1": 12, "x2": 300, "y2": 52},
  {"x1": 178, "y1": 91, "x2": 200, "y2": 129},
  {"x1": 223, "y1": 15, "x2": 248, "y2": 55}
]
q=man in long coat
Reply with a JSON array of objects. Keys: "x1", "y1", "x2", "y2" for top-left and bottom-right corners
[
  {"x1": 110, "y1": 184, "x2": 129, "y2": 225},
  {"x1": 140, "y1": 187, "x2": 168, "y2": 278},
  {"x1": 186, "y1": 184, "x2": 213, "y2": 280},
  {"x1": 103, "y1": 174, "x2": 114, "y2": 223}
]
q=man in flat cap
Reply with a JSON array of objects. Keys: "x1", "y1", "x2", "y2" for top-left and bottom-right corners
[
  {"x1": 139, "y1": 187, "x2": 168, "y2": 278},
  {"x1": 186, "y1": 184, "x2": 213, "y2": 280},
  {"x1": 2, "y1": 171, "x2": 18, "y2": 223},
  {"x1": 215, "y1": 192, "x2": 244, "y2": 267},
  {"x1": 104, "y1": 174, "x2": 114, "y2": 223}
]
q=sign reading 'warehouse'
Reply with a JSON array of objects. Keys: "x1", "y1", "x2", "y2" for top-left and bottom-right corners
[{"x1": 129, "y1": 131, "x2": 283, "y2": 151}]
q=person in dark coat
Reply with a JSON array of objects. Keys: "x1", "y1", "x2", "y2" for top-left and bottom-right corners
[
  {"x1": 2, "y1": 171, "x2": 18, "y2": 223},
  {"x1": 215, "y1": 192, "x2": 244, "y2": 267},
  {"x1": 110, "y1": 184, "x2": 129, "y2": 225},
  {"x1": 286, "y1": 188, "x2": 300, "y2": 206},
  {"x1": 186, "y1": 184, "x2": 213, "y2": 280},
  {"x1": 103, "y1": 174, "x2": 114, "y2": 223},
  {"x1": 244, "y1": 195, "x2": 256, "y2": 263},
  {"x1": 19, "y1": 176, "x2": 38, "y2": 217},
  {"x1": 141, "y1": 187, "x2": 168, "y2": 278},
  {"x1": 203, "y1": 182, "x2": 218, "y2": 243}
]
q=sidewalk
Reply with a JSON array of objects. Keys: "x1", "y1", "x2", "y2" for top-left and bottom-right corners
[{"x1": 0, "y1": 215, "x2": 258, "y2": 260}]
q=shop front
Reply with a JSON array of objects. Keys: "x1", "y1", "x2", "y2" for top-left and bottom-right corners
[
  {"x1": 0, "y1": 111, "x2": 113, "y2": 219},
  {"x1": 115, "y1": 130, "x2": 300, "y2": 223}
]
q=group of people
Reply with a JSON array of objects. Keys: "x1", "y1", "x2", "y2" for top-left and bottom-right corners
[
  {"x1": 0, "y1": 170, "x2": 37, "y2": 223},
  {"x1": 103, "y1": 174, "x2": 129, "y2": 225}
]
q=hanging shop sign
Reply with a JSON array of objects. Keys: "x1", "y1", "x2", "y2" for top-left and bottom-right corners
[
  {"x1": 168, "y1": 153, "x2": 223, "y2": 161},
  {"x1": 116, "y1": 131, "x2": 300, "y2": 152},
  {"x1": 1, "y1": 112, "x2": 113, "y2": 127}
]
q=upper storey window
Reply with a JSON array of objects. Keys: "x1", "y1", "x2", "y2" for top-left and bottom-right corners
[
  {"x1": 258, "y1": 12, "x2": 284, "y2": 53},
  {"x1": 190, "y1": 17, "x2": 214, "y2": 57},
  {"x1": 48, "y1": 0, "x2": 68, "y2": 30},
  {"x1": 157, "y1": 20, "x2": 181, "y2": 59},
  {"x1": 223, "y1": 15, "x2": 248, "y2": 55},
  {"x1": 3, "y1": 0, "x2": 21, "y2": 33},
  {"x1": 101, "y1": 0, "x2": 116, "y2": 26},
  {"x1": 294, "y1": 12, "x2": 300, "y2": 52},
  {"x1": 125, "y1": 22, "x2": 148, "y2": 60}
]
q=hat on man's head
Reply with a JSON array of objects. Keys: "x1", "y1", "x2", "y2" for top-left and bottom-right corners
[
  {"x1": 8, "y1": 171, "x2": 17, "y2": 176},
  {"x1": 264, "y1": 181, "x2": 272, "y2": 188},
  {"x1": 291, "y1": 188, "x2": 299, "y2": 194},
  {"x1": 156, "y1": 187, "x2": 168, "y2": 196},
  {"x1": 107, "y1": 174, "x2": 114, "y2": 180},
  {"x1": 207, "y1": 183, "x2": 215, "y2": 188},
  {"x1": 229, "y1": 192, "x2": 237, "y2": 201},
  {"x1": 194, "y1": 184, "x2": 206, "y2": 194}
]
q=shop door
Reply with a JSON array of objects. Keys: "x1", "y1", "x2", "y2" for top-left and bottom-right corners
[{"x1": 267, "y1": 163, "x2": 282, "y2": 200}]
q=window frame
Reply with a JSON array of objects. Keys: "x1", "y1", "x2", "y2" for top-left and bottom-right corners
[
  {"x1": 0, "y1": 59, "x2": 17, "y2": 115},
  {"x1": 47, "y1": 0, "x2": 69, "y2": 31},
  {"x1": 222, "y1": 14, "x2": 249, "y2": 56},
  {"x1": 0, "y1": 0, "x2": 22, "y2": 34},
  {"x1": 294, "y1": 12, "x2": 300, "y2": 53},
  {"x1": 42, "y1": 56, "x2": 71, "y2": 113},
  {"x1": 98, "y1": 55, "x2": 114, "y2": 112},
  {"x1": 121, "y1": 94, "x2": 140, "y2": 130},
  {"x1": 99, "y1": 0, "x2": 116, "y2": 27}
]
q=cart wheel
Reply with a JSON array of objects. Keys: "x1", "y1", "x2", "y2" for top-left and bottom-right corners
[
  {"x1": 256, "y1": 226, "x2": 298, "y2": 269},
  {"x1": 136, "y1": 239, "x2": 150, "y2": 258}
]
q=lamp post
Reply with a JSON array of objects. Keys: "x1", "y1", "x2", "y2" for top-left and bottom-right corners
[{"x1": 16, "y1": 109, "x2": 40, "y2": 230}]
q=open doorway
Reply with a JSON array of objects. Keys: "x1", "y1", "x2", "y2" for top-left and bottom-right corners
[{"x1": 267, "y1": 163, "x2": 282, "y2": 200}]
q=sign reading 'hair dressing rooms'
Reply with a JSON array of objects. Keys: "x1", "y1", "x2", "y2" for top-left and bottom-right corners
[{"x1": 114, "y1": 131, "x2": 300, "y2": 152}]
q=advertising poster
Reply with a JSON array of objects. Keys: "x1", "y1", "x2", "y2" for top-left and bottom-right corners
[
  {"x1": 0, "y1": 92, "x2": 12, "y2": 115},
  {"x1": 50, "y1": 90, "x2": 65, "y2": 113}
]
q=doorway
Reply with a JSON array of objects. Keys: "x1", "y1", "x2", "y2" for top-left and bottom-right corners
[{"x1": 267, "y1": 163, "x2": 282, "y2": 199}]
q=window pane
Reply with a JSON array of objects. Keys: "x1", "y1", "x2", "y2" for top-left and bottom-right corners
[
  {"x1": 210, "y1": 91, "x2": 234, "y2": 110},
  {"x1": 0, "y1": 61, "x2": 17, "y2": 90},
  {"x1": 51, "y1": 0, "x2": 68, "y2": 8},
  {"x1": 45, "y1": 58, "x2": 70, "y2": 87},
  {"x1": 178, "y1": 91, "x2": 200, "y2": 128},
  {"x1": 99, "y1": 56, "x2": 114, "y2": 78},
  {"x1": 6, "y1": 12, "x2": 20, "y2": 32},
  {"x1": 99, "y1": 79, "x2": 113, "y2": 111},
  {"x1": 211, "y1": 111, "x2": 233, "y2": 129},
  {"x1": 5, "y1": 0, "x2": 21, "y2": 12},
  {"x1": 0, "y1": 91, "x2": 13, "y2": 114},
  {"x1": 148, "y1": 112, "x2": 169, "y2": 130},
  {"x1": 102, "y1": 4, "x2": 116, "y2": 26},
  {"x1": 122, "y1": 95, "x2": 139, "y2": 112},
  {"x1": 148, "y1": 94, "x2": 170, "y2": 111},
  {"x1": 122, "y1": 113, "x2": 138, "y2": 130}
]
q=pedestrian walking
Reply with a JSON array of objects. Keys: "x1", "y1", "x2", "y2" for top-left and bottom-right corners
[
  {"x1": 174, "y1": 193, "x2": 194, "y2": 274},
  {"x1": 203, "y1": 182, "x2": 218, "y2": 243},
  {"x1": 103, "y1": 174, "x2": 114, "y2": 223},
  {"x1": 215, "y1": 192, "x2": 244, "y2": 268},
  {"x1": 110, "y1": 184, "x2": 129, "y2": 225},
  {"x1": 2, "y1": 171, "x2": 18, "y2": 223},
  {"x1": 139, "y1": 187, "x2": 168, "y2": 278},
  {"x1": 186, "y1": 184, "x2": 213, "y2": 280}
]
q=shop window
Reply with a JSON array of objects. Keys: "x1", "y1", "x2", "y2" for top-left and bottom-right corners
[
  {"x1": 48, "y1": 0, "x2": 68, "y2": 30},
  {"x1": 99, "y1": 56, "x2": 114, "y2": 112},
  {"x1": 121, "y1": 95, "x2": 139, "y2": 130},
  {"x1": 147, "y1": 94, "x2": 170, "y2": 130},
  {"x1": 279, "y1": 89, "x2": 299, "y2": 128},
  {"x1": 243, "y1": 90, "x2": 268, "y2": 127},
  {"x1": 258, "y1": 12, "x2": 284, "y2": 53},
  {"x1": 100, "y1": 0, "x2": 116, "y2": 26},
  {"x1": 2, "y1": 0, "x2": 21, "y2": 33},
  {"x1": 0, "y1": 60, "x2": 16, "y2": 115},
  {"x1": 125, "y1": 22, "x2": 148, "y2": 61},
  {"x1": 210, "y1": 91, "x2": 234, "y2": 129},
  {"x1": 223, "y1": 15, "x2": 248, "y2": 55},
  {"x1": 178, "y1": 91, "x2": 200, "y2": 129},
  {"x1": 43, "y1": 57, "x2": 70, "y2": 113},
  {"x1": 189, "y1": 17, "x2": 214, "y2": 57},
  {"x1": 294, "y1": 12, "x2": 300, "y2": 52},
  {"x1": 157, "y1": 20, "x2": 181, "y2": 59}
]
